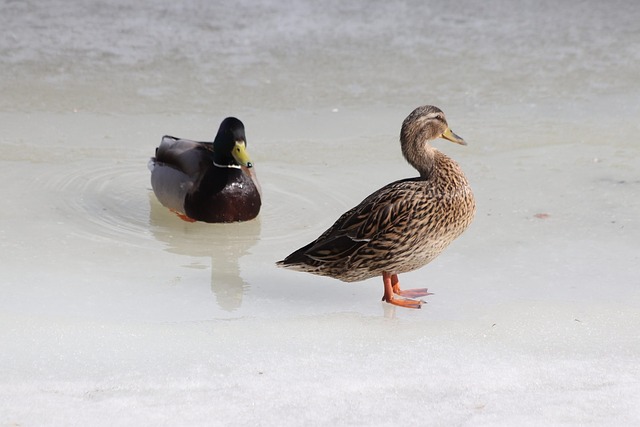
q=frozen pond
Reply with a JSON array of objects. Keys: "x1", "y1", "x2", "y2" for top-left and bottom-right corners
[{"x1": 2, "y1": 0, "x2": 640, "y2": 425}]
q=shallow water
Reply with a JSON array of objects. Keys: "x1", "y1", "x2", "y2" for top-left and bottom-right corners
[{"x1": 2, "y1": 0, "x2": 640, "y2": 425}]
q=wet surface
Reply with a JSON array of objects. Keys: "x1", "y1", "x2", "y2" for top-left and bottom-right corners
[{"x1": 2, "y1": 0, "x2": 640, "y2": 425}]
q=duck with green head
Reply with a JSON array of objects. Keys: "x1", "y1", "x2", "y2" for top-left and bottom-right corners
[{"x1": 149, "y1": 117, "x2": 262, "y2": 223}]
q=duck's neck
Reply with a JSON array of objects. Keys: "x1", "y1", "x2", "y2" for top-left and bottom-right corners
[
  {"x1": 402, "y1": 138, "x2": 436, "y2": 178},
  {"x1": 210, "y1": 147, "x2": 241, "y2": 169},
  {"x1": 212, "y1": 160, "x2": 241, "y2": 169}
]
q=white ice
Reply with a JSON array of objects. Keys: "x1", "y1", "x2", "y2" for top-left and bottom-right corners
[{"x1": 1, "y1": 0, "x2": 640, "y2": 425}]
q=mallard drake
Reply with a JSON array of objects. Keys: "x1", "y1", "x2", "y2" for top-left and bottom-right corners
[
  {"x1": 149, "y1": 117, "x2": 261, "y2": 223},
  {"x1": 277, "y1": 105, "x2": 475, "y2": 308}
]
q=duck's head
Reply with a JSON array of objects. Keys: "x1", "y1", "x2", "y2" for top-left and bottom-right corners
[
  {"x1": 213, "y1": 117, "x2": 253, "y2": 168},
  {"x1": 401, "y1": 105, "x2": 465, "y2": 147},
  {"x1": 400, "y1": 105, "x2": 466, "y2": 175}
]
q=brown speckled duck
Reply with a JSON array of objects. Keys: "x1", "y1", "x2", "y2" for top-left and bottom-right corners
[
  {"x1": 277, "y1": 105, "x2": 475, "y2": 308},
  {"x1": 149, "y1": 117, "x2": 261, "y2": 223}
]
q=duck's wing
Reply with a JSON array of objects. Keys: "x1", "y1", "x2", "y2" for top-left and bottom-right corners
[
  {"x1": 153, "y1": 136, "x2": 213, "y2": 179},
  {"x1": 150, "y1": 136, "x2": 213, "y2": 213},
  {"x1": 283, "y1": 179, "x2": 416, "y2": 265}
]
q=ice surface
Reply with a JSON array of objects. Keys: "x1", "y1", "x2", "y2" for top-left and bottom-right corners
[{"x1": 1, "y1": 0, "x2": 640, "y2": 425}]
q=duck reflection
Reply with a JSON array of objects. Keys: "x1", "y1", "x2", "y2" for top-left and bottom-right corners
[{"x1": 148, "y1": 192, "x2": 260, "y2": 311}]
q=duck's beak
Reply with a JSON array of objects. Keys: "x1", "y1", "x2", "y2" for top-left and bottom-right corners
[
  {"x1": 232, "y1": 140, "x2": 253, "y2": 168},
  {"x1": 441, "y1": 128, "x2": 467, "y2": 146}
]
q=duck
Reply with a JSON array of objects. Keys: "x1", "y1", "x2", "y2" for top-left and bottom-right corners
[
  {"x1": 276, "y1": 105, "x2": 475, "y2": 309},
  {"x1": 149, "y1": 117, "x2": 262, "y2": 223}
]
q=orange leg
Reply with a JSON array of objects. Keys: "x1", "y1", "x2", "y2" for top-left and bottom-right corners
[{"x1": 381, "y1": 272, "x2": 425, "y2": 309}]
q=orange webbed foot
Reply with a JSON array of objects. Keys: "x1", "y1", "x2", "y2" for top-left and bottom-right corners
[
  {"x1": 393, "y1": 287, "x2": 433, "y2": 299},
  {"x1": 381, "y1": 272, "x2": 428, "y2": 310},
  {"x1": 171, "y1": 210, "x2": 197, "y2": 222},
  {"x1": 382, "y1": 294, "x2": 424, "y2": 309}
]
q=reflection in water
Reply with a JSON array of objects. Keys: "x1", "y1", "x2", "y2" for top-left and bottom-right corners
[
  {"x1": 148, "y1": 193, "x2": 260, "y2": 311},
  {"x1": 145, "y1": 162, "x2": 355, "y2": 312},
  {"x1": 381, "y1": 302, "x2": 397, "y2": 319}
]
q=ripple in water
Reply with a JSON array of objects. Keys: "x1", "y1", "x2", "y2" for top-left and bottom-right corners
[
  {"x1": 30, "y1": 157, "x2": 360, "y2": 311},
  {"x1": 37, "y1": 159, "x2": 155, "y2": 248},
  {"x1": 257, "y1": 164, "x2": 356, "y2": 246},
  {"x1": 34, "y1": 159, "x2": 352, "y2": 250}
]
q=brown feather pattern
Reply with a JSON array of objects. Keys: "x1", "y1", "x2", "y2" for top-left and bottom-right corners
[{"x1": 277, "y1": 105, "x2": 476, "y2": 283}]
